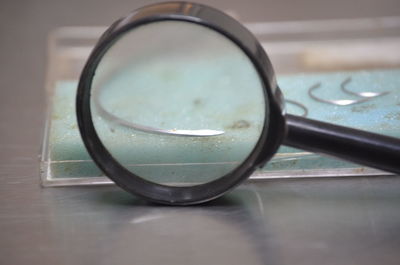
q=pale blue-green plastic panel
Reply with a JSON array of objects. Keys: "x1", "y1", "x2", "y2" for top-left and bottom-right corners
[{"x1": 46, "y1": 69, "x2": 400, "y2": 182}]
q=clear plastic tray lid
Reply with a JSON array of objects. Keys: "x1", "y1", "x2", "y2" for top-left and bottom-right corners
[{"x1": 41, "y1": 16, "x2": 400, "y2": 186}]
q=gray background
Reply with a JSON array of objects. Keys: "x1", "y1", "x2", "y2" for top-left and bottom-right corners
[{"x1": 1, "y1": 1, "x2": 400, "y2": 264}]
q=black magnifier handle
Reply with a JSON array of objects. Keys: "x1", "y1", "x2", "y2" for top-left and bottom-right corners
[{"x1": 283, "y1": 114, "x2": 400, "y2": 175}]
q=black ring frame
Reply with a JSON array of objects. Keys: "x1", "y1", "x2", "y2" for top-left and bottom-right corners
[{"x1": 76, "y1": 2, "x2": 286, "y2": 205}]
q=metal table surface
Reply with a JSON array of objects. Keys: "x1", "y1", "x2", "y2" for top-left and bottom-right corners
[{"x1": 1, "y1": 0, "x2": 400, "y2": 264}]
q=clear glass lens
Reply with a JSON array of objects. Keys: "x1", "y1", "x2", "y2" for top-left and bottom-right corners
[{"x1": 91, "y1": 21, "x2": 267, "y2": 186}]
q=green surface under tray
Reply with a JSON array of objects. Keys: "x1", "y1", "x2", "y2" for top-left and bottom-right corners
[{"x1": 42, "y1": 68, "x2": 400, "y2": 184}]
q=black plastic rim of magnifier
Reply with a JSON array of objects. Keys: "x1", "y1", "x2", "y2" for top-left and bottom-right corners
[{"x1": 76, "y1": 2, "x2": 286, "y2": 205}]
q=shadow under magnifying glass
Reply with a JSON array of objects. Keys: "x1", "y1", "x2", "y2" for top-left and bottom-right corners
[{"x1": 90, "y1": 187, "x2": 282, "y2": 265}]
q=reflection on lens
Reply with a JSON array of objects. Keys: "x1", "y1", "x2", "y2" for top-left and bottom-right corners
[{"x1": 91, "y1": 21, "x2": 267, "y2": 186}]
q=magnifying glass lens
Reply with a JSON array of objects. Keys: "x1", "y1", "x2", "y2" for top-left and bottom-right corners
[{"x1": 91, "y1": 21, "x2": 267, "y2": 186}]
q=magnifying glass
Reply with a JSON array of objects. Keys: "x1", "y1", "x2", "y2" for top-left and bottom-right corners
[{"x1": 77, "y1": 2, "x2": 400, "y2": 205}]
